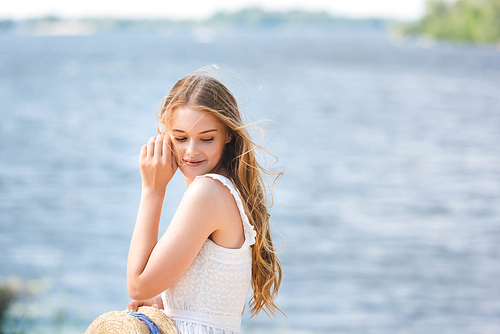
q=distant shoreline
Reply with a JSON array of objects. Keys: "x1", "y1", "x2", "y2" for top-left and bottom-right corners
[
  {"x1": 0, "y1": 8, "x2": 390, "y2": 36},
  {"x1": 3, "y1": 2, "x2": 499, "y2": 46}
]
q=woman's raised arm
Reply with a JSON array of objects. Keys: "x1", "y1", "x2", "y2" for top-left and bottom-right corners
[
  {"x1": 127, "y1": 137, "x2": 229, "y2": 300},
  {"x1": 127, "y1": 135, "x2": 177, "y2": 299}
]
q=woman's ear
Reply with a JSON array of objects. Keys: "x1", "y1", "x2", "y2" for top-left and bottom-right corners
[{"x1": 225, "y1": 133, "x2": 233, "y2": 144}]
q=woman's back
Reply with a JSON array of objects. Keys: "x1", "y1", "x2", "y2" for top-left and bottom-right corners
[{"x1": 161, "y1": 174, "x2": 256, "y2": 334}]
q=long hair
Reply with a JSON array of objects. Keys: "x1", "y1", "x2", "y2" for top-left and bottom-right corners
[{"x1": 157, "y1": 69, "x2": 283, "y2": 317}]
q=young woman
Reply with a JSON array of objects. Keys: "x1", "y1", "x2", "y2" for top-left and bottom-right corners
[{"x1": 126, "y1": 70, "x2": 283, "y2": 334}]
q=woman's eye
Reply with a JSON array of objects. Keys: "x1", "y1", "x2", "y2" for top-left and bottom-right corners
[
  {"x1": 174, "y1": 137, "x2": 187, "y2": 142},
  {"x1": 201, "y1": 138, "x2": 214, "y2": 142}
]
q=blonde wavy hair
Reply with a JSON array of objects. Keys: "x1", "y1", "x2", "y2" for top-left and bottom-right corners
[{"x1": 157, "y1": 69, "x2": 283, "y2": 317}]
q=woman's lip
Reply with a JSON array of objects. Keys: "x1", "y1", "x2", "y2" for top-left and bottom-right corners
[{"x1": 183, "y1": 159, "x2": 205, "y2": 166}]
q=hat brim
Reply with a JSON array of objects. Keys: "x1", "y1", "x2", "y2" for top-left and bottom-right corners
[
  {"x1": 138, "y1": 306, "x2": 178, "y2": 334},
  {"x1": 85, "y1": 306, "x2": 177, "y2": 334}
]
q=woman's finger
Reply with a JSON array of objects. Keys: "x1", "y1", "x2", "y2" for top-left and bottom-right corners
[
  {"x1": 162, "y1": 135, "x2": 170, "y2": 159},
  {"x1": 139, "y1": 144, "x2": 147, "y2": 162},
  {"x1": 147, "y1": 136, "x2": 156, "y2": 158},
  {"x1": 154, "y1": 135, "x2": 163, "y2": 157},
  {"x1": 126, "y1": 300, "x2": 139, "y2": 312},
  {"x1": 166, "y1": 135, "x2": 178, "y2": 168}
]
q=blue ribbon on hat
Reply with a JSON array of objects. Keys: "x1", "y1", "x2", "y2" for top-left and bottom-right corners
[{"x1": 127, "y1": 311, "x2": 161, "y2": 334}]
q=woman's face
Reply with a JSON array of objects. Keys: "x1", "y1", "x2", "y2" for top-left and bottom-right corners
[{"x1": 169, "y1": 106, "x2": 231, "y2": 185}]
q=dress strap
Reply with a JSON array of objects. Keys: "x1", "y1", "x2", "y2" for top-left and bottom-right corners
[{"x1": 194, "y1": 173, "x2": 256, "y2": 249}]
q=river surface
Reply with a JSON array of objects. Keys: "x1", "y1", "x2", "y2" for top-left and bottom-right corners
[{"x1": 1, "y1": 28, "x2": 500, "y2": 333}]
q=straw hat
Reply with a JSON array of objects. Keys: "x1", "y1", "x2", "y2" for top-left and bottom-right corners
[{"x1": 85, "y1": 306, "x2": 178, "y2": 334}]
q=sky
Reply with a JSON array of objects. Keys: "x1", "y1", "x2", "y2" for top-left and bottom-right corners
[{"x1": 0, "y1": 0, "x2": 430, "y2": 21}]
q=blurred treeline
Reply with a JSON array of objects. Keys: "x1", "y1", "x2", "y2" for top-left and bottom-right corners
[
  {"x1": 0, "y1": 7, "x2": 388, "y2": 35},
  {"x1": 396, "y1": 0, "x2": 500, "y2": 43}
]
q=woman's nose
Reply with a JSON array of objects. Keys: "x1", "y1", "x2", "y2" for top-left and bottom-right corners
[{"x1": 186, "y1": 140, "x2": 199, "y2": 156}]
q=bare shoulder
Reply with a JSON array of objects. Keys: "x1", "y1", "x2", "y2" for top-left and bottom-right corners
[
  {"x1": 186, "y1": 177, "x2": 232, "y2": 197},
  {"x1": 183, "y1": 176, "x2": 236, "y2": 210},
  {"x1": 169, "y1": 176, "x2": 234, "y2": 235},
  {"x1": 182, "y1": 175, "x2": 244, "y2": 248}
]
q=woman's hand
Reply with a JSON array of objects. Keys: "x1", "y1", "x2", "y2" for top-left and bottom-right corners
[
  {"x1": 126, "y1": 295, "x2": 164, "y2": 312},
  {"x1": 139, "y1": 135, "x2": 178, "y2": 193}
]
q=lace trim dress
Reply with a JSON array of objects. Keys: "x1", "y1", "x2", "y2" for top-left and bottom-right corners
[{"x1": 161, "y1": 174, "x2": 257, "y2": 334}]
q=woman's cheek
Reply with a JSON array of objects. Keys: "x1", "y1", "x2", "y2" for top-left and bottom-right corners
[{"x1": 170, "y1": 143, "x2": 181, "y2": 163}]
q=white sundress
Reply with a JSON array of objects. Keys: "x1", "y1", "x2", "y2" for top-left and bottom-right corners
[{"x1": 161, "y1": 173, "x2": 257, "y2": 334}]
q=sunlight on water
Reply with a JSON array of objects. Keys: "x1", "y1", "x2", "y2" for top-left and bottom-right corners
[{"x1": 1, "y1": 30, "x2": 499, "y2": 333}]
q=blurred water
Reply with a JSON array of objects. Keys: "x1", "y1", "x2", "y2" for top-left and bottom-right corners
[{"x1": 1, "y1": 29, "x2": 500, "y2": 333}]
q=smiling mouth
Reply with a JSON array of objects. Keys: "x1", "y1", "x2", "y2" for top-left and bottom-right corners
[{"x1": 183, "y1": 159, "x2": 205, "y2": 167}]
